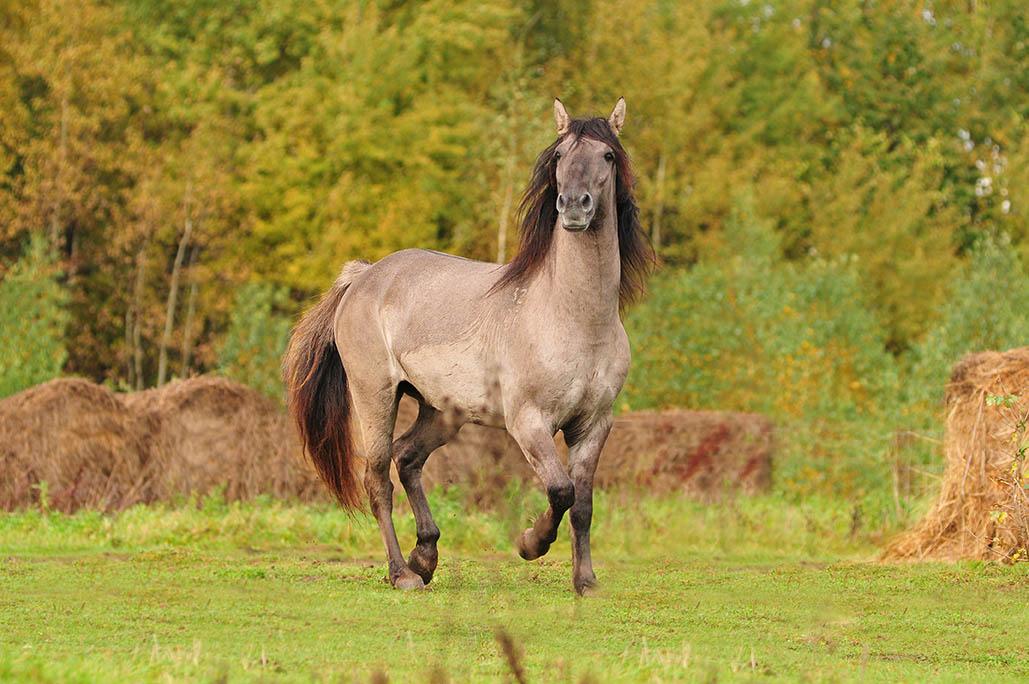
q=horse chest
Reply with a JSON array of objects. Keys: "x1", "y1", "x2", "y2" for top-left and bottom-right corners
[{"x1": 526, "y1": 327, "x2": 629, "y2": 417}]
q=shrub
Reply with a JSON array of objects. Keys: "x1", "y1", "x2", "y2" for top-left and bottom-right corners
[
  {"x1": 905, "y1": 234, "x2": 1029, "y2": 420},
  {"x1": 623, "y1": 198, "x2": 896, "y2": 421},
  {"x1": 622, "y1": 198, "x2": 900, "y2": 501},
  {"x1": 0, "y1": 234, "x2": 69, "y2": 398},
  {"x1": 216, "y1": 282, "x2": 291, "y2": 399}
]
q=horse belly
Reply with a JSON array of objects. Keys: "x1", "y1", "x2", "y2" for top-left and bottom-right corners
[{"x1": 398, "y1": 343, "x2": 506, "y2": 426}]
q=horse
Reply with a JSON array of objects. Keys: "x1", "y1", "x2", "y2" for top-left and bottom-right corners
[{"x1": 283, "y1": 98, "x2": 652, "y2": 594}]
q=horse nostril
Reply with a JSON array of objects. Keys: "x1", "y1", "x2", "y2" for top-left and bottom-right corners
[
  {"x1": 556, "y1": 193, "x2": 567, "y2": 212},
  {"x1": 581, "y1": 193, "x2": 592, "y2": 210}
]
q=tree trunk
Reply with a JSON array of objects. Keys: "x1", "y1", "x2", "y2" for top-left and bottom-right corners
[
  {"x1": 652, "y1": 152, "x2": 667, "y2": 251},
  {"x1": 496, "y1": 147, "x2": 516, "y2": 264},
  {"x1": 179, "y1": 246, "x2": 200, "y2": 377},
  {"x1": 157, "y1": 185, "x2": 194, "y2": 387},
  {"x1": 128, "y1": 230, "x2": 151, "y2": 389}
]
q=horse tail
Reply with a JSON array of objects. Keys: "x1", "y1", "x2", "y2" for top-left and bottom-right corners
[{"x1": 283, "y1": 260, "x2": 370, "y2": 510}]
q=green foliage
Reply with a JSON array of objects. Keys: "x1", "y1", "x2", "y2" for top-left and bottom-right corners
[
  {"x1": 0, "y1": 234, "x2": 69, "y2": 397},
  {"x1": 3, "y1": 0, "x2": 1027, "y2": 383},
  {"x1": 623, "y1": 197, "x2": 903, "y2": 500},
  {"x1": 623, "y1": 196, "x2": 896, "y2": 421},
  {"x1": 904, "y1": 235, "x2": 1029, "y2": 418},
  {"x1": 216, "y1": 282, "x2": 291, "y2": 399}
]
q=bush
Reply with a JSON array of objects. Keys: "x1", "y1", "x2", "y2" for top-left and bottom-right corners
[
  {"x1": 216, "y1": 282, "x2": 292, "y2": 399},
  {"x1": 623, "y1": 198, "x2": 896, "y2": 420},
  {"x1": 622, "y1": 198, "x2": 900, "y2": 501},
  {"x1": 905, "y1": 234, "x2": 1029, "y2": 420},
  {"x1": 0, "y1": 234, "x2": 69, "y2": 398}
]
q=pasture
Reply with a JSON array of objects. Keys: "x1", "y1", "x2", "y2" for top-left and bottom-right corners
[
  {"x1": 2, "y1": 493, "x2": 1026, "y2": 683},
  {"x1": 3, "y1": 2, "x2": 1029, "y2": 682}
]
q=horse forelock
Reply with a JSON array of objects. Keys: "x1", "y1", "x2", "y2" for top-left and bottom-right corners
[{"x1": 493, "y1": 117, "x2": 653, "y2": 307}]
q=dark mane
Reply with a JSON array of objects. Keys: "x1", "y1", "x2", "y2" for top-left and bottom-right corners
[{"x1": 493, "y1": 117, "x2": 654, "y2": 308}]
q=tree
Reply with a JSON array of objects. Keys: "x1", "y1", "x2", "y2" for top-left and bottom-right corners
[{"x1": 0, "y1": 234, "x2": 69, "y2": 397}]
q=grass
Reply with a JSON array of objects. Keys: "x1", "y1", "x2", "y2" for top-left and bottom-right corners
[{"x1": 1, "y1": 491, "x2": 1026, "y2": 683}]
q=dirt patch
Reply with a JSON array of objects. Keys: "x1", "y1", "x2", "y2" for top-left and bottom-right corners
[
  {"x1": 883, "y1": 347, "x2": 1029, "y2": 562},
  {"x1": 0, "y1": 376, "x2": 774, "y2": 511}
]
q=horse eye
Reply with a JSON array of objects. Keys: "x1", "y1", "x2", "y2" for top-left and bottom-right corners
[
  {"x1": 554, "y1": 151, "x2": 562, "y2": 160},
  {"x1": 604, "y1": 151, "x2": 615, "y2": 162}
]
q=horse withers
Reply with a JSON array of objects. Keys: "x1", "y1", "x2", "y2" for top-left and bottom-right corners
[{"x1": 283, "y1": 98, "x2": 652, "y2": 594}]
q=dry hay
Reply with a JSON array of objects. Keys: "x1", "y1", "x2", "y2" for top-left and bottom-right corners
[
  {"x1": 1, "y1": 376, "x2": 774, "y2": 512},
  {"x1": 406, "y1": 399, "x2": 773, "y2": 500},
  {"x1": 884, "y1": 348, "x2": 1029, "y2": 562},
  {"x1": 0, "y1": 379, "x2": 156, "y2": 511},
  {"x1": 595, "y1": 409, "x2": 772, "y2": 497},
  {"x1": 124, "y1": 377, "x2": 323, "y2": 502}
]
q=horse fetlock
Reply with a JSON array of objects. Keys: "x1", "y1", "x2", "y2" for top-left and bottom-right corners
[{"x1": 417, "y1": 525, "x2": 441, "y2": 545}]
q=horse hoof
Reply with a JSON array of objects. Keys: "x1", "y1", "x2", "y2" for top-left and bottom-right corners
[
  {"x1": 574, "y1": 575, "x2": 599, "y2": 596},
  {"x1": 407, "y1": 546, "x2": 437, "y2": 585},
  {"x1": 516, "y1": 528, "x2": 548, "y2": 561},
  {"x1": 392, "y1": 569, "x2": 426, "y2": 591}
]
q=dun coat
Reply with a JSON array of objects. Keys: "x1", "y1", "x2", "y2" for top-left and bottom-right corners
[{"x1": 283, "y1": 98, "x2": 653, "y2": 594}]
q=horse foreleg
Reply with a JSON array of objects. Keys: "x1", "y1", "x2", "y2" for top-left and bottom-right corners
[
  {"x1": 566, "y1": 415, "x2": 612, "y2": 595},
  {"x1": 392, "y1": 403, "x2": 458, "y2": 585},
  {"x1": 508, "y1": 410, "x2": 574, "y2": 561}
]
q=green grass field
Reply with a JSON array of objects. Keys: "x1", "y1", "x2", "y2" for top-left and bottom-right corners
[{"x1": 1, "y1": 492, "x2": 1026, "y2": 683}]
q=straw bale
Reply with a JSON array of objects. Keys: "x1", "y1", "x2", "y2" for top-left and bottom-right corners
[
  {"x1": 123, "y1": 377, "x2": 323, "y2": 501},
  {"x1": 883, "y1": 348, "x2": 1029, "y2": 562},
  {"x1": 0, "y1": 376, "x2": 774, "y2": 511},
  {"x1": 0, "y1": 378, "x2": 155, "y2": 511}
]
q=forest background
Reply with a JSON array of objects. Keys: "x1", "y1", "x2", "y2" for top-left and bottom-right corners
[{"x1": 1, "y1": 0, "x2": 1027, "y2": 518}]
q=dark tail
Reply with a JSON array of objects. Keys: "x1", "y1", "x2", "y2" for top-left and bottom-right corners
[{"x1": 283, "y1": 261, "x2": 370, "y2": 510}]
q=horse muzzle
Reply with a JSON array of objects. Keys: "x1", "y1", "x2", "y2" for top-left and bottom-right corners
[{"x1": 560, "y1": 217, "x2": 593, "y2": 232}]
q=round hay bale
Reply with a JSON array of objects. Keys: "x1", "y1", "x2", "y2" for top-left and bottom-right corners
[
  {"x1": 124, "y1": 377, "x2": 324, "y2": 502},
  {"x1": 594, "y1": 409, "x2": 773, "y2": 497},
  {"x1": 884, "y1": 347, "x2": 1029, "y2": 562},
  {"x1": 0, "y1": 379, "x2": 155, "y2": 512}
]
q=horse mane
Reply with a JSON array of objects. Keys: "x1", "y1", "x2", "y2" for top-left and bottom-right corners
[{"x1": 493, "y1": 117, "x2": 654, "y2": 308}]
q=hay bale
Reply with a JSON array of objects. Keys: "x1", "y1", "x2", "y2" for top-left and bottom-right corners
[
  {"x1": 884, "y1": 348, "x2": 1029, "y2": 562},
  {"x1": 595, "y1": 409, "x2": 773, "y2": 497},
  {"x1": 0, "y1": 376, "x2": 774, "y2": 511},
  {"x1": 0, "y1": 379, "x2": 156, "y2": 511},
  {"x1": 402, "y1": 398, "x2": 773, "y2": 499},
  {"x1": 124, "y1": 377, "x2": 323, "y2": 502}
]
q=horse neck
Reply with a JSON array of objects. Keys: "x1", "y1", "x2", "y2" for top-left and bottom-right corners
[{"x1": 539, "y1": 191, "x2": 621, "y2": 327}]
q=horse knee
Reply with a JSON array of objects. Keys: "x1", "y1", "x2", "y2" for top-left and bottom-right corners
[{"x1": 547, "y1": 481, "x2": 575, "y2": 513}]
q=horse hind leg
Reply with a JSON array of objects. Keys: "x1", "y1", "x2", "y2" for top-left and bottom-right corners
[
  {"x1": 349, "y1": 382, "x2": 424, "y2": 590},
  {"x1": 392, "y1": 400, "x2": 459, "y2": 585}
]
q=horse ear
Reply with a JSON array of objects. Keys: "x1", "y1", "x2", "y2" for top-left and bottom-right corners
[
  {"x1": 608, "y1": 97, "x2": 626, "y2": 136},
  {"x1": 553, "y1": 98, "x2": 570, "y2": 136}
]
